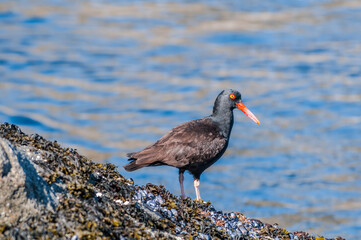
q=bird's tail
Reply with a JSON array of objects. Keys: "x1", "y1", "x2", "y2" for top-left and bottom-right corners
[
  {"x1": 123, "y1": 160, "x2": 143, "y2": 172},
  {"x1": 124, "y1": 152, "x2": 142, "y2": 171},
  {"x1": 124, "y1": 151, "x2": 165, "y2": 171}
]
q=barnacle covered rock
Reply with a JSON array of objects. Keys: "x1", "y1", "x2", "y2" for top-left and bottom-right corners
[{"x1": 0, "y1": 123, "x2": 346, "y2": 240}]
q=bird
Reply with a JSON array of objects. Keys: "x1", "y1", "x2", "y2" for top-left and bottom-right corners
[{"x1": 123, "y1": 89, "x2": 260, "y2": 201}]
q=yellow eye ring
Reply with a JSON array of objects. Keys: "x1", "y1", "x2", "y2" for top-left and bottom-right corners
[{"x1": 229, "y1": 94, "x2": 236, "y2": 99}]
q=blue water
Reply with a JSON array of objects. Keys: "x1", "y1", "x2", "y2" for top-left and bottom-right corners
[{"x1": 1, "y1": 1, "x2": 361, "y2": 239}]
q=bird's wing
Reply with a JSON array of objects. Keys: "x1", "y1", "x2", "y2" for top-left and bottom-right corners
[{"x1": 128, "y1": 118, "x2": 227, "y2": 168}]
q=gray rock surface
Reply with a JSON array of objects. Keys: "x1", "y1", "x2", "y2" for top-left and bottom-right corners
[{"x1": 0, "y1": 137, "x2": 63, "y2": 225}]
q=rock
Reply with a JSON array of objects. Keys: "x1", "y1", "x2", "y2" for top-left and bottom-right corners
[
  {"x1": 0, "y1": 123, "x2": 346, "y2": 240},
  {"x1": 0, "y1": 137, "x2": 63, "y2": 226}
]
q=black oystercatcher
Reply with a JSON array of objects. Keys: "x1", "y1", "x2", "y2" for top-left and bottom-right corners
[{"x1": 124, "y1": 89, "x2": 260, "y2": 200}]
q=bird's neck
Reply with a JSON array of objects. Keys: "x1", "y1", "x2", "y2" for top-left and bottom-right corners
[{"x1": 210, "y1": 108, "x2": 234, "y2": 138}]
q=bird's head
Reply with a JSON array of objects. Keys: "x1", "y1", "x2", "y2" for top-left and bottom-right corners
[{"x1": 214, "y1": 89, "x2": 260, "y2": 125}]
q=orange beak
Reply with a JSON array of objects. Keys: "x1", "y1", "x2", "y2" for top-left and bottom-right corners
[{"x1": 236, "y1": 102, "x2": 260, "y2": 125}]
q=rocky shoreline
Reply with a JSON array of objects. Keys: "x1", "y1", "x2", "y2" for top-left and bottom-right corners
[{"x1": 0, "y1": 123, "x2": 345, "y2": 240}]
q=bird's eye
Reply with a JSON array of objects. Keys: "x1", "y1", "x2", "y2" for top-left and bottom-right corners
[{"x1": 229, "y1": 94, "x2": 236, "y2": 99}]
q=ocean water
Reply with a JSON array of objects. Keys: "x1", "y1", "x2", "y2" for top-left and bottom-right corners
[{"x1": 1, "y1": 0, "x2": 361, "y2": 238}]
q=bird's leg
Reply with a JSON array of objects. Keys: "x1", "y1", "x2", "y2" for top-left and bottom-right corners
[
  {"x1": 179, "y1": 170, "x2": 186, "y2": 199},
  {"x1": 194, "y1": 178, "x2": 201, "y2": 201}
]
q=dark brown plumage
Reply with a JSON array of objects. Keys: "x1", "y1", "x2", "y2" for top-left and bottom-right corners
[{"x1": 124, "y1": 89, "x2": 260, "y2": 200}]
